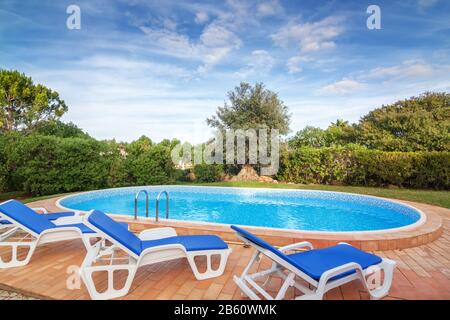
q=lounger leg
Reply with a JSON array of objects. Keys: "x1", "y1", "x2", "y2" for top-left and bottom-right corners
[
  {"x1": 187, "y1": 249, "x2": 232, "y2": 280},
  {"x1": 81, "y1": 244, "x2": 139, "y2": 300},
  {"x1": 366, "y1": 258, "x2": 396, "y2": 300},
  {"x1": 0, "y1": 241, "x2": 38, "y2": 269},
  {"x1": 233, "y1": 252, "x2": 286, "y2": 300}
]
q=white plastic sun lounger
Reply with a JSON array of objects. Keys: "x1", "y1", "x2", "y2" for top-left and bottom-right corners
[
  {"x1": 81, "y1": 210, "x2": 232, "y2": 300},
  {"x1": 0, "y1": 201, "x2": 80, "y2": 234},
  {"x1": 231, "y1": 225, "x2": 396, "y2": 300},
  {"x1": 0, "y1": 199, "x2": 125, "y2": 269}
]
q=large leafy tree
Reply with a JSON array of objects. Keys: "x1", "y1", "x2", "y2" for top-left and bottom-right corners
[
  {"x1": 289, "y1": 120, "x2": 356, "y2": 149},
  {"x1": 356, "y1": 92, "x2": 450, "y2": 151},
  {"x1": 207, "y1": 82, "x2": 291, "y2": 134},
  {"x1": 33, "y1": 120, "x2": 90, "y2": 139},
  {"x1": 206, "y1": 82, "x2": 290, "y2": 172},
  {"x1": 0, "y1": 69, "x2": 68, "y2": 133}
]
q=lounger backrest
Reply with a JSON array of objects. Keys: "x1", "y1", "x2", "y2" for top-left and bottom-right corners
[
  {"x1": 231, "y1": 225, "x2": 298, "y2": 269},
  {"x1": 0, "y1": 200, "x2": 55, "y2": 234},
  {"x1": 87, "y1": 210, "x2": 142, "y2": 256}
]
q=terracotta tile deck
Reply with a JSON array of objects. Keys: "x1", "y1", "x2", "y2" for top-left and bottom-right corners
[{"x1": 0, "y1": 198, "x2": 449, "y2": 300}]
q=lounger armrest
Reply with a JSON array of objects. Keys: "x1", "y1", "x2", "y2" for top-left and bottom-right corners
[
  {"x1": 31, "y1": 207, "x2": 48, "y2": 214},
  {"x1": 279, "y1": 241, "x2": 314, "y2": 252},
  {"x1": 52, "y1": 216, "x2": 84, "y2": 225},
  {"x1": 138, "y1": 227, "x2": 178, "y2": 241},
  {"x1": 319, "y1": 262, "x2": 363, "y2": 283}
]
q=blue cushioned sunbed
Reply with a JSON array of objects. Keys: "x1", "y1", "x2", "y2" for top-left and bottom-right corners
[
  {"x1": 87, "y1": 210, "x2": 229, "y2": 255},
  {"x1": 231, "y1": 225, "x2": 396, "y2": 300},
  {"x1": 81, "y1": 210, "x2": 232, "y2": 300},
  {"x1": 0, "y1": 199, "x2": 115, "y2": 269}
]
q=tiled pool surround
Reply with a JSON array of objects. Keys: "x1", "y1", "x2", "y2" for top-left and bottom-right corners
[{"x1": 50, "y1": 187, "x2": 443, "y2": 251}]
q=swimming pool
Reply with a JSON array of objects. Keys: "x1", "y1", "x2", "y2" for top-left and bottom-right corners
[{"x1": 58, "y1": 186, "x2": 423, "y2": 232}]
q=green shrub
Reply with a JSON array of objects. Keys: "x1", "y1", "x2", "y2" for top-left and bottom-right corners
[
  {"x1": 123, "y1": 143, "x2": 175, "y2": 186},
  {"x1": 194, "y1": 164, "x2": 224, "y2": 182},
  {"x1": 278, "y1": 146, "x2": 450, "y2": 189},
  {"x1": 7, "y1": 135, "x2": 111, "y2": 195}
]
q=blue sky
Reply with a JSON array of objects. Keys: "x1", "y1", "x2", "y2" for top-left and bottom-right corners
[{"x1": 1, "y1": 0, "x2": 449, "y2": 142}]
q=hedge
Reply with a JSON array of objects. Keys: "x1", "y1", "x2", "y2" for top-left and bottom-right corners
[
  {"x1": 0, "y1": 134, "x2": 176, "y2": 196},
  {"x1": 278, "y1": 146, "x2": 450, "y2": 189},
  {"x1": 193, "y1": 164, "x2": 224, "y2": 182},
  {"x1": 1, "y1": 134, "x2": 448, "y2": 196}
]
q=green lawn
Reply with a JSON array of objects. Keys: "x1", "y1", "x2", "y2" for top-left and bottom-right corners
[{"x1": 1, "y1": 182, "x2": 449, "y2": 209}]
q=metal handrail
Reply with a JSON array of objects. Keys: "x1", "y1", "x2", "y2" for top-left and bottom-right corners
[
  {"x1": 134, "y1": 190, "x2": 149, "y2": 219},
  {"x1": 155, "y1": 190, "x2": 169, "y2": 222}
]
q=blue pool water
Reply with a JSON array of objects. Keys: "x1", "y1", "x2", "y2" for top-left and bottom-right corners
[{"x1": 59, "y1": 186, "x2": 422, "y2": 232}]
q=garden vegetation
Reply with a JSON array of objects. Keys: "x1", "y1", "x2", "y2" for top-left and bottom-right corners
[{"x1": 0, "y1": 69, "x2": 449, "y2": 196}]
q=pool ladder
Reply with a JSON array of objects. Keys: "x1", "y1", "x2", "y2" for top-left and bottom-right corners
[{"x1": 134, "y1": 190, "x2": 169, "y2": 222}]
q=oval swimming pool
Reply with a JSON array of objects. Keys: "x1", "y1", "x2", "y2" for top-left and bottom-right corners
[{"x1": 58, "y1": 186, "x2": 423, "y2": 232}]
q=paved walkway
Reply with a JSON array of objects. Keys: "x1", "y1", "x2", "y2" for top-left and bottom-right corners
[{"x1": 0, "y1": 199, "x2": 449, "y2": 300}]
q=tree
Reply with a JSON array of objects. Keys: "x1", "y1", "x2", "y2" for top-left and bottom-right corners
[
  {"x1": 207, "y1": 82, "x2": 291, "y2": 135},
  {"x1": 33, "y1": 120, "x2": 90, "y2": 139},
  {"x1": 289, "y1": 121, "x2": 356, "y2": 149},
  {"x1": 325, "y1": 120, "x2": 357, "y2": 146},
  {"x1": 356, "y1": 92, "x2": 450, "y2": 151},
  {"x1": 0, "y1": 69, "x2": 67, "y2": 133},
  {"x1": 289, "y1": 126, "x2": 326, "y2": 148}
]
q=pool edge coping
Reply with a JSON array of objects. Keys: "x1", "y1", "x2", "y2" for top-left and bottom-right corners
[{"x1": 55, "y1": 185, "x2": 427, "y2": 236}]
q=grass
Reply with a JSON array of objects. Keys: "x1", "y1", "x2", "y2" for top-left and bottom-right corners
[
  {"x1": 1, "y1": 182, "x2": 449, "y2": 208},
  {"x1": 0, "y1": 191, "x2": 72, "y2": 204}
]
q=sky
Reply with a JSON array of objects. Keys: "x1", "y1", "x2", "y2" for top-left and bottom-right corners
[{"x1": 1, "y1": 0, "x2": 449, "y2": 143}]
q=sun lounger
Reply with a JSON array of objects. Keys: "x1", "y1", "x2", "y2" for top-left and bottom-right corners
[
  {"x1": 231, "y1": 225, "x2": 396, "y2": 300},
  {"x1": 80, "y1": 210, "x2": 232, "y2": 300}
]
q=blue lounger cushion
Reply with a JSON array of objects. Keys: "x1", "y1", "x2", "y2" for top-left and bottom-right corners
[
  {"x1": 287, "y1": 245, "x2": 382, "y2": 281},
  {"x1": 42, "y1": 212, "x2": 76, "y2": 220},
  {"x1": 0, "y1": 200, "x2": 56, "y2": 234},
  {"x1": 0, "y1": 200, "x2": 111, "y2": 235},
  {"x1": 141, "y1": 235, "x2": 229, "y2": 252},
  {"x1": 88, "y1": 210, "x2": 228, "y2": 256},
  {"x1": 231, "y1": 225, "x2": 382, "y2": 281},
  {"x1": 1, "y1": 211, "x2": 76, "y2": 226}
]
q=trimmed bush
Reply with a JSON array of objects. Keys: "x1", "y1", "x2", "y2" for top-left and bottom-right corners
[
  {"x1": 123, "y1": 144, "x2": 175, "y2": 186},
  {"x1": 6, "y1": 135, "x2": 112, "y2": 195},
  {"x1": 278, "y1": 146, "x2": 450, "y2": 189},
  {"x1": 0, "y1": 134, "x2": 177, "y2": 196},
  {"x1": 193, "y1": 164, "x2": 224, "y2": 182}
]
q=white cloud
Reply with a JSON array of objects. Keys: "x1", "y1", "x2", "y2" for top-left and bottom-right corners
[
  {"x1": 418, "y1": 0, "x2": 440, "y2": 9},
  {"x1": 162, "y1": 18, "x2": 177, "y2": 31},
  {"x1": 366, "y1": 61, "x2": 434, "y2": 79},
  {"x1": 200, "y1": 23, "x2": 241, "y2": 48},
  {"x1": 235, "y1": 50, "x2": 275, "y2": 77},
  {"x1": 286, "y1": 56, "x2": 313, "y2": 74},
  {"x1": 317, "y1": 79, "x2": 366, "y2": 94},
  {"x1": 139, "y1": 26, "x2": 197, "y2": 58},
  {"x1": 271, "y1": 16, "x2": 344, "y2": 53},
  {"x1": 140, "y1": 20, "x2": 241, "y2": 72},
  {"x1": 194, "y1": 11, "x2": 209, "y2": 24},
  {"x1": 256, "y1": 0, "x2": 284, "y2": 17}
]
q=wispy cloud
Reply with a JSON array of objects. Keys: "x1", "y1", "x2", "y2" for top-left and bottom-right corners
[
  {"x1": 271, "y1": 16, "x2": 344, "y2": 53},
  {"x1": 235, "y1": 50, "x2": 275, "y2": 78},
  {"x1": 317, "y1": 79, "x2": 366, "y2": 95},
  {"x1": 1, "y1": 0, "x2": 449, "y2": 142},
  {"x1": 194, "y1": 11, "x2": 209, "y2": 24}
]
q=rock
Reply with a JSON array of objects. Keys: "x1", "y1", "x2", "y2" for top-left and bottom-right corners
[
  {"x1": 258, "y1": 175, "x2": 274, "y2": 183},
  {"x1": 186, "y1": 172, "x2": 196, "y2": 182},
  {"x1": 230, "y1": 165, "x2": 260, "y2": 181},
  {"x1": 222, "y1": 174, "x2": 233, "y2": 182}
]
